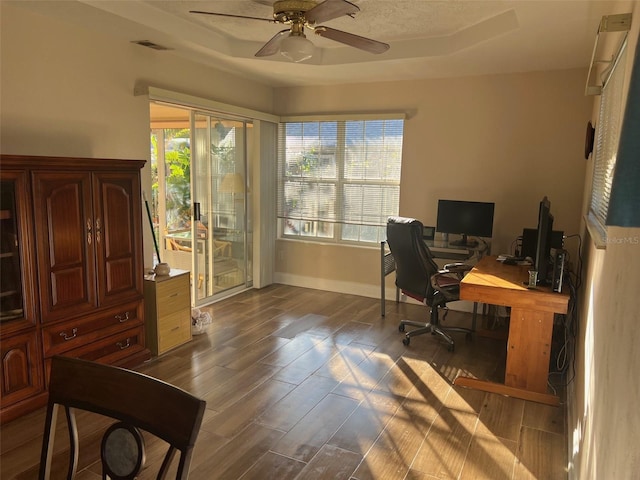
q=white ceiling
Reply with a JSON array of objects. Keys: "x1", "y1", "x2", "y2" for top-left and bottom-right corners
[{"x1": 15, "y1": 0, "x2": 616, "y2": 87}]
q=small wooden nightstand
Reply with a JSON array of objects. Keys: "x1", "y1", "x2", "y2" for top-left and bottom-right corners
[{"x1": 144, "y1": 269, "x2": 191, "y2": 356}]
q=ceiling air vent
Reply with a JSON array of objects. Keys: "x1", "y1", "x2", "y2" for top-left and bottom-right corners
[{"x1": 131, "y1": 40, "x2": 172, "y2": 51}]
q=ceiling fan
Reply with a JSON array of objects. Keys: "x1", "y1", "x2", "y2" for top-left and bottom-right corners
[{"x1": 190, "y1": 0, "x2": 390, "y2": 63}]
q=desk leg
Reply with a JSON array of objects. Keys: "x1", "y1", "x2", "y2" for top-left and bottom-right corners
[
  {"x1": 505, "y1": 307, "x2": 554, "y2": 393},
  {"x1": 454, "y1": 307, "x2": 558, "y2": 406}
]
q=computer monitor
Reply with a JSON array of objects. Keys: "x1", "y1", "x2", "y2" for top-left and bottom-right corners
[
  {"x1": 436, "y1": 199, "x2": 495, "y2": 247},
  {"x1": 534, "y1": 196, "x2": 554, "y2": 285}
]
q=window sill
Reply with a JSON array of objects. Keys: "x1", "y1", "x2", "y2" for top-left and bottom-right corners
[{"x1": 277, "y1": 236, "x2": 379, "y2": 250}]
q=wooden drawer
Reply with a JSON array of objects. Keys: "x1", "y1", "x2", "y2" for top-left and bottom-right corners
[
  {"x1": 46, "y1": 326, "x2": 146, "y2": 369},
  {"x1": 43, "y1": 327, "x2": 148, "y2": 388},
  {"x1": 155, "y1": 276, "x2": 190, "y2": 316},
  {"x1": 42, "y1": 300, "x2": 143, "y2": 358},
  {"x1": 158, "y1": 311, "x2": 191, "y2": 354}
]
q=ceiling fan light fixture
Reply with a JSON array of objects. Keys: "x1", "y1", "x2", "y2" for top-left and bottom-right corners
[{"x1": 280, "y1": 33, "x2": 314, "y2": 62}]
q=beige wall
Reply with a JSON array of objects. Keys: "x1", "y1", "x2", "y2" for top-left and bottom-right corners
[
  {"x1": 3, "y1": 2, "x2": 640, "y2": 477},
  {"x1": 0, "y1": 2, "x2": 273, "y2": 268},
  {"x1": 570, "y1": 1, "x2": 640, "y2": 478},
  {"x1": 274, "y1": 70, "x2": 591, "y2": 298}
]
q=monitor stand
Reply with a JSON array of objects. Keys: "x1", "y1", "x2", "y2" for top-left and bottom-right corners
[{"x1": 450, "y1": 234, "x2": 478, "y2": 248}]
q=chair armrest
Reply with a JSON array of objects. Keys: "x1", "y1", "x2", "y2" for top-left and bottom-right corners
[
  {"x1": 432, "y1": 273, "x2": 460, "y2": 288},
  {"x1": 443, "y1": 262, "x2": 472, "y2": 273}
]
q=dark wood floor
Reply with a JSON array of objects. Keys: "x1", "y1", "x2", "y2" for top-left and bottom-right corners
[{"x1": 0, "y1": 285, "x2": 567, "y2": 479}]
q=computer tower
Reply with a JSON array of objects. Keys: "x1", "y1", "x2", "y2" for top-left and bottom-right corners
[{"x1": 552, "y1": 249, "x2": 567, "y2": 293}]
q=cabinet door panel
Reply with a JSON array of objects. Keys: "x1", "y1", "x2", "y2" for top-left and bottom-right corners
[
  {"x1": 33, "y1": 172, "x2": 96, "y2": 323},
  {"x1": 0, "y1": 170, "x2": 37, "y2": 334},
  {"x1": 94, "y1": 172, "x2": 143, "y2": 306},
  {"x1": 0, "y1": 330, "x2": 44, "y2": 407}
]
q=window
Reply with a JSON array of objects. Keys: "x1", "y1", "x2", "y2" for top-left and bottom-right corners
[
  {"x1": 588, "y1": 39, "x2": 627, "y2": 240},
  {"x1": 277, "y1": 117, "x2": 404, "y2": 244}
]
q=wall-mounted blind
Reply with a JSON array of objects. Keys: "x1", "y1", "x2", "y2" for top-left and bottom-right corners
[{"x1": 589, "y1": 39, "x2": 627, "y2": 237}]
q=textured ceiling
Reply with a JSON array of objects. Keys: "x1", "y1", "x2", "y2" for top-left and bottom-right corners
[{"x1": 11, "y1": 0, "x2": 618, "y2": 87}]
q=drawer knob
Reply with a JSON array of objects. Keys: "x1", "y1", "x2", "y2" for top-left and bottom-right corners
[
  {"x1": 115, "y1": 312, "x2": 130, "y2": 323},
  {"x1": 59, "y1": 328, "x2": 78, "y2": 341},
  {"x1": 116, "y1": 338, "x2": 131, "y2": 350}
]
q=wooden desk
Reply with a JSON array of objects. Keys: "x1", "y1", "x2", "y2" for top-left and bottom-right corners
[{"x1": 455, "y1": 256, "x2": 569, "y2": 406}]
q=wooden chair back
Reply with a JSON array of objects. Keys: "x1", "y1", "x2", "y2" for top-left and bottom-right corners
[
  {"x1": 167, "y1": 237, "x2": 192, "y2": 252},
  {"x1": 39, "y1": 356, "x2": 206, "y2": 479}
]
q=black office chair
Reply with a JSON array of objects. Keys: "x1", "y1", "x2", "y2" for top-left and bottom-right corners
[{"x1": 386, "y1": 216, "x2": 473, "y2": 351}]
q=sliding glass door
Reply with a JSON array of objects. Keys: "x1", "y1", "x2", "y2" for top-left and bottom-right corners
[
  {"x1": 150, "y1": 103, "x2": 251, "y2": 306},
  {"x1": 191, "y1": 112, "x2": 251, "y2": 304}
]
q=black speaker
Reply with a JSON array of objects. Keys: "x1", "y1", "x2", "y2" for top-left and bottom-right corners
[
  {"x1": 552, "y1": 249, "x2": 567, "y2": 293},
  {"x1": 522, "y1": 228, "x2": 537, "y2": 259}
]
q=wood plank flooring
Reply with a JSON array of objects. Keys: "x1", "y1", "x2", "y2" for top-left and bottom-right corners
[{"x1": 0, "y1": 284, "x2": 568, "y2": 479}]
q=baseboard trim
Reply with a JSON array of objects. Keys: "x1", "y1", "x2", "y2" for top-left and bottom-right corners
[{"x1": 273, "y1": 273, "x2": 476, "y2": 313}]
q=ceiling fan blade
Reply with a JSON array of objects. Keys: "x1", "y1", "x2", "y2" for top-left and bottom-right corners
[
  {"x1": 305, "y1": 0, "x2": 359, "y2": 24},
  {"x1": 255, "y1": 29, "x2": 290, "y2": 57},
  {"x1": 189, "y1": 10, "x2": 275, "y2": 23},
  {"x1": 314, "y1": 26, "x2": 389, "y2": 54}
]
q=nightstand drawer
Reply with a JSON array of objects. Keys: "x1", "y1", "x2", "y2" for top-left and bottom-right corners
[
  {"x1": 158, "y1": 311, "x2": 191, "y2": 354},
  {"x1": 155, "y1": 277, "x2": 190, "y2": 316}
]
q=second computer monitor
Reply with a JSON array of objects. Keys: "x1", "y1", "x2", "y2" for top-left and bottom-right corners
[
  {"x1": 436, "y1": 199, "x2": 495, "y2": 247},
  {"x1": 533, "y1": 196, "x2": 554, "y2": 285}
]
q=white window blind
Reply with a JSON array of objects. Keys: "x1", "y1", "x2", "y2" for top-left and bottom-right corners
[
  {"x1": 277, "y1": 118, "x2": 404, "y2": 244},
  {"x1": 589, "y1": 40, "x2": 627, "y2": 237}
]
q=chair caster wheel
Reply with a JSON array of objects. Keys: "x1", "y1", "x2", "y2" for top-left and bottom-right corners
[
  {"x1": 399, "y1": 324, "x2": 405, "y2": 333},
  {"x1": 447, "y1": 344, "x2": 455, "y2": 352},
  {"x1": 402, "y1": 336, "x2": 410, "y2": 346}
]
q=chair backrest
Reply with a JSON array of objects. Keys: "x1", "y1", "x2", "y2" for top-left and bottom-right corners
[
  {"x1": 39, "y1": 356, "x2": 206, "y2": 480},
  {"x1": 386, "y1": 216, "x2": 440, "y2": 303}
]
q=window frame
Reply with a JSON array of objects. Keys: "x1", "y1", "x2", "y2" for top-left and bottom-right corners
[{"x1": 277, "y1": 114, "x2": 405, "y2": 246}]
